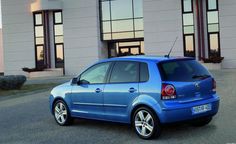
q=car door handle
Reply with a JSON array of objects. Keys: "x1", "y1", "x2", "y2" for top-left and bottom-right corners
[
  {"x1": 95, "y1": 88, "x2": 102, "y2": 93},
  {"x1": 129, "y1": 88, "x2": 137, "y2": 93}
]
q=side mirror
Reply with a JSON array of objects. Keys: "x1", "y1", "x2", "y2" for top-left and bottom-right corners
[
  {"x1": 71, "y1": 77, "x2": 78, "y2": 85},
  {"x1": 77, "y1": 79, "x2": 90, "y2": 85}
]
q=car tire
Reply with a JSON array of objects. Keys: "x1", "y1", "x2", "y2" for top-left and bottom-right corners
[
  {"x1": 132, "y1": 107, "x2": 162, "y2": 140},
  {"x1": 191, "y1": 116, "x2": 212, "y2": 127},
  {"x1": 53, "y1": 100, "x2": 73, "y2": 126}
]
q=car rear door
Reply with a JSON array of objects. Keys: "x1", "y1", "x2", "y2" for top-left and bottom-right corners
[{"x1": 103, "y1": 61, "x2": 139, "y2": 122}]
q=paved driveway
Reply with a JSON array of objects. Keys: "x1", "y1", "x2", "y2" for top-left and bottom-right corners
[{"x1": 0, "y1": 70, "x2": 236, "y2": 144}]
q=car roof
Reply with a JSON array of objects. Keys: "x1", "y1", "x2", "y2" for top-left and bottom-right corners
[{"x1": 99, "y1": 55, "x2": 194, "y2": 63}]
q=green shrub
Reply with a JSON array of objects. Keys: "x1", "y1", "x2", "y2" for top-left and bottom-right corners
[{"x1": 0, "y1": 75, "x2": 27, "y2": 90}]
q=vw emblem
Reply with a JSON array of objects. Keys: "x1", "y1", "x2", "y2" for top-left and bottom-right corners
[{"x1": 195, "y1": 83, "x2": 200, "y2": 90}]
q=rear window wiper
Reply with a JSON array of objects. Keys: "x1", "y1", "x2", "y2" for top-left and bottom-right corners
[{"x1": 192, "y1": 74, "x2": 211, "y2": 79}]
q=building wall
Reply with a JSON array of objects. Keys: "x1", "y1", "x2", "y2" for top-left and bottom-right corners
[
  {"x1": 143, "y1": 0, "x2": 184, "y2": 56},
  {"x1": 219, "y1": 0, "x2": 236, "y2": 68},
  {"x1": 2, "y1": 0, "x2": 35, "y2": 75},
  {"x1": 62, "y1": 0, "x2": 107, "y2": 75},
  {"x1": 0, "y1": 29, "x2": 3, "y2": 73}
]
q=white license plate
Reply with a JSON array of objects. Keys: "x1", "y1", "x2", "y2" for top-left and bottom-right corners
[{"x1": 192, "y1": 104, "x2": 212, "y2": 114}]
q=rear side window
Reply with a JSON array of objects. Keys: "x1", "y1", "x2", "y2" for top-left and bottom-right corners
[
  {"x1": 158, "y1": 60, "x2": 210, "y2": 82},
  {"x1": 140, "y1": 63, "x2": 149, "y2": 82},
  {"x1": 109, "y1": 61, "x2": 139, "y2": 83}
]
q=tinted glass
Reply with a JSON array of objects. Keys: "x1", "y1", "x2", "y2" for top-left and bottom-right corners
[
  {"x1": 110, "y1": 62, "x2": 138, "y2": 83},
  {"x1": 140, "y1": 63, "x2": 149, "y2": 82},
  {"x1": 158, "y1": 60, "x2": 210, "y2": 82},
  {"x1": 80, "y1": 63, "x2": 111, "y2": 84}
]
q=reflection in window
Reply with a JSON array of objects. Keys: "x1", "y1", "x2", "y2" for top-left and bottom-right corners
[
  {"x1": 108, "y1": 41, "x2": 144, "y2": 57},
  {"x1": 207, "y1": 0, "x2": 220, "y2": 58},
  {"x1": 53, "y1": 11, "x2": 64, "y2": 68},
  {"x1": 100, "y1": 0, "x2": 144, "y2": 40},
  {"x1": 182, "y1": 0, "x2": 195, "y2": 57},
  {"x1": 34, "y1": 12, "x2": 45, "y2": 68}
]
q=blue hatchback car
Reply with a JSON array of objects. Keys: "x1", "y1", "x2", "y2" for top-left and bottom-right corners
[{"x1": 49, "y1": 56, "x2": 219, "y2": 139}]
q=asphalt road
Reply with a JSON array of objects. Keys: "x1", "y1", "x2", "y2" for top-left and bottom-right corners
[{"x1": 0, "y1": 70, "x2": 236, "y2": 144}]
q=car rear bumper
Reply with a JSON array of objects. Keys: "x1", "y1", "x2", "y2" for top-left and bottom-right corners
[{"x1": 158, "y1": 94, "x2": 220, "y2": 123}]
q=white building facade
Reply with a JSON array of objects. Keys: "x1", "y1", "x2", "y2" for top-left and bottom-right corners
[{"x1": 1, "y1": 0, "x2": 236, "y2": 76}]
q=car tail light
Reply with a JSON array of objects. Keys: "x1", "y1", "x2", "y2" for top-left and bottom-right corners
[
  {"x1": 212, "y1": 79, "x2": 216, "y2": 92},
  {"x1": 161, "y1": 84, "x2": 177, "y2": 100}
]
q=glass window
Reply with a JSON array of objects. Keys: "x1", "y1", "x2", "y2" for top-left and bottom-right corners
[
  {"x1": 183, "y1": 0, "x2": 192, "y2": 12},
  {"x1": 207, "y1": 0, "x2": 220, "y2": 58},
  {"x1": 53, "y1": 11, "x2": 64, "y2": 68},
  {"x1": 54, "y1": 12, "x2": 62, "y2": 24},
  {"x1": 210, "y1": 34, "x2": 219, "y2": 53},
  {"x1": 80, "y1": 63, "x2": 111, "y2": 84},
  {"x1": 207, "y1": 11, "x2": 218, "y2": 24},
  {"x1": 35, "y1": 26, "x2": 44, "y2": 37},
  {"x1": 134, "y1": 0, "x2": 143, "y2": 17},
  {"x1": 140, "y1": 63, "x2": 149, "y2": 82},
  {"x1": 55, "y1": 44, "x2": 64, "y2": 68},
  {"x1": 101, "y1": 1, "x2": 111, "y2": 20},
  {"x1": 183, "y1": 14, "x2": 194, "y2": 25},
  {"x1": 182, "y1": 0, "x2": 195, "y2": 58},
  {"x1": 111, "y1": 0, "x2": 133, "y2": 19},
  {"x1": 35, "y1": 13, "x2": 42, "y2": 25},
  {"x1": 100, "y1": 0, "x2": 144, "y2": 41},
  {"x1": 112, "y1": 19, "x2": 134, "y2": 32},
  {"x1": 158, "y1": 60, "x2": 210, "y2": 82},
  {"x1": 55, "y1": 25, "x2": 63, "y2": 36},
  {"x1": 208, "y1": 0, "x2": 217, "y2": 10},
  {"x1": 110, "y1": 62, "x2": 139, "y2": 83}
]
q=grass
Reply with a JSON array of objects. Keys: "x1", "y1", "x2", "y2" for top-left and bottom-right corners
[{"x1": 0, "y1": 83, "x2": 59, "y2": 96}]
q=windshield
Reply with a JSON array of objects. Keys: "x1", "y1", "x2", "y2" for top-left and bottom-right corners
[{"x1": 158, "y1": 59, "x2": 211, "y2": 82}]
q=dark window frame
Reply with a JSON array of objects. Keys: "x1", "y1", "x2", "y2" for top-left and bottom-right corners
[
  {"x1": 181, "y1": 0, "x2": 196, "y2": 58},
  {"x1": 53, "y1": 11, "x2": 65, "y2": 69},
  {"x1": 99, "y1": 0, "x2": 144, "y2": 41},
  {"x1": 206, "y1": 0, "x2": 221, "y2": 58},
  {"x1": 33, "y1": 12, "x2": 46, "y2": 68}
]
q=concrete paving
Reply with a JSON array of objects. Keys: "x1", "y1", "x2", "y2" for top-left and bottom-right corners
[{"x1": 0, "y1": 70, "x2": 236, "y2": 144}]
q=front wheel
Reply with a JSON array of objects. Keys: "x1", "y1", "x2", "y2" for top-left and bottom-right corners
[
  {"x1": 132, "y1": 107, "x2": 162, "y2": 139},
  {"x1": 53, "y1": 100, "x2": 72, "y2": 126}
]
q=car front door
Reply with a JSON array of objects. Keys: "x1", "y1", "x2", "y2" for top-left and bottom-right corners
[
  {"x1": 103, "y1": 61, "x2": 139, "y2": 122},
  {"x1": 70, "y1": 62, "x2": 111, "y2": 119}
]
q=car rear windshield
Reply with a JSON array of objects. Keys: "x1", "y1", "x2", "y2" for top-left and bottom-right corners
[{"x1": 158, "y1": 59, "x2": 211, "y2": 82}]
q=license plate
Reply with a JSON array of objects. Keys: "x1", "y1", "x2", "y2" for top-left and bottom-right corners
[{"x1": 192, "y1": 104, "x2": 212, "y2": 114}]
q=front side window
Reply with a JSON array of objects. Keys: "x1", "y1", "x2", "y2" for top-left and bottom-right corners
[
  {"x1": 110, "y1": 62, "x2": 139, "y2": 83},
  {"x1": 100, "y1": 0, "x2": 143, "y2": 40},
  {"x1": 80, "y1": 63, "x2": 111, "y2": 84}
]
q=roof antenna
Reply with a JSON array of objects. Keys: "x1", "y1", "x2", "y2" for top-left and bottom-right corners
[{"x1": 165, "y1": 37, "x2": 178, "y2": 58}]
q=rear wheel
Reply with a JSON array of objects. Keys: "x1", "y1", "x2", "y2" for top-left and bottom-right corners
[
  {"x1": 132, "y1": 107, "x2": 162, "y2": 139},
  {"x1": 191, "y1": 116, "x2": 212, "y2": 127},
  {"x1": 53, "y1": 100, "x2": 72, "y2": 126}
]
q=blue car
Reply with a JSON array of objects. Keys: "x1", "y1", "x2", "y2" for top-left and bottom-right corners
[{"x1": 49, "y1": 56, "x2": 219, "y2": 139}]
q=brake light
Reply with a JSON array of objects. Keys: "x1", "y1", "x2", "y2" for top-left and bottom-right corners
[
  {"x1": 161, "y1": 84, "x2": 177, "y2": 100},
  {"x1": 213, "y1": 79, "x2": 216, "y2": 92}
]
